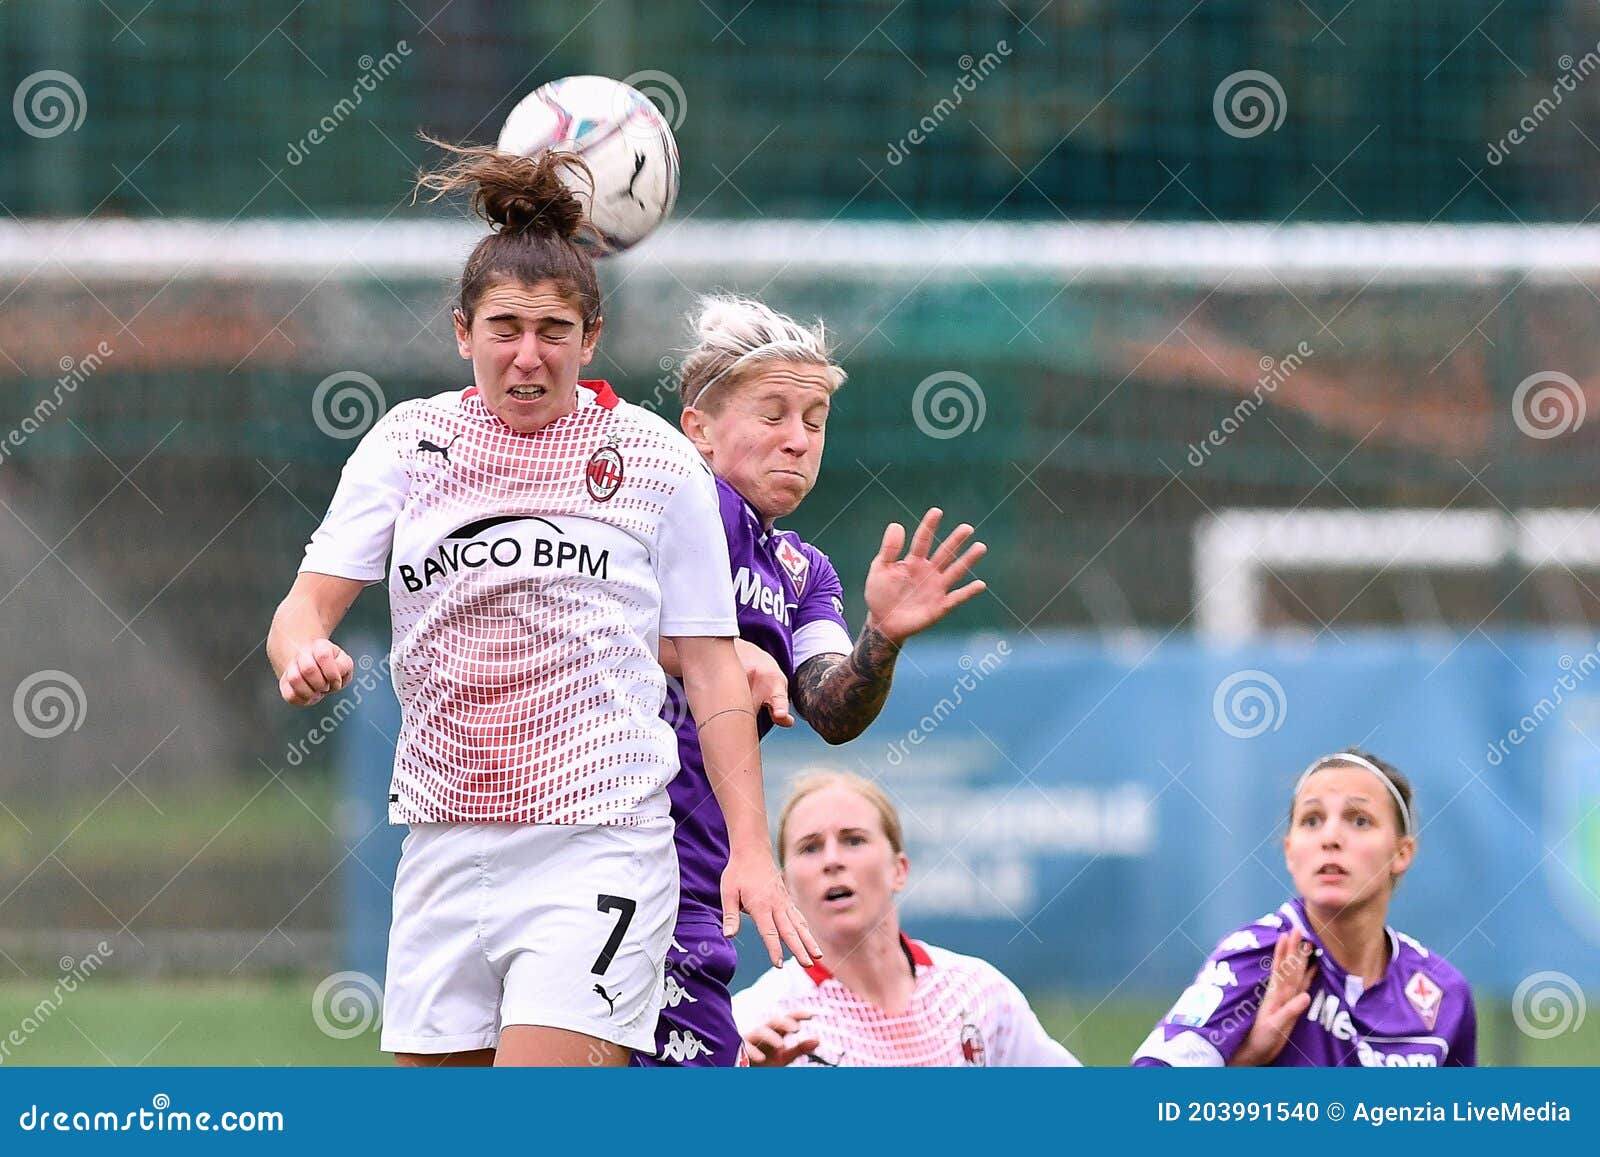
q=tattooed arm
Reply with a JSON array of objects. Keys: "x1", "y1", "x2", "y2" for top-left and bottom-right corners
[
  {"x1": 791, "y1": 626, "x2": 902, "y2": 744},
  {"x1": 791, "y1": 508, "x2": 988, "y2": 744}
]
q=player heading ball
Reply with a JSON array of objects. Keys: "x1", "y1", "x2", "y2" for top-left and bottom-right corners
[
  {"x1": 1134, "y1": 750, "x2": 1476, "y2": 1067},
  {"x1": 268, "y1": 140, "x2": 817, "y2": 1068}
]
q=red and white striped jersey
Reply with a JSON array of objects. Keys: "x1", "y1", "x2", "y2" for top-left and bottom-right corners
[
  {"x1": 732, "y1": 934, "x2": 1081, "y2": 1067},
  {"x1": 299, "y1": 381, "x2": 736, "y2": 825}
]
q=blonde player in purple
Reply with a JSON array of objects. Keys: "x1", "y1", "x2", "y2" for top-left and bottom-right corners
[
  {"x1": 637, "y1": 296, "x2": 988, "y2": 1066},
  {"x1": 1134, "y1": 750, "x2": 1476, "y2": 1067}
]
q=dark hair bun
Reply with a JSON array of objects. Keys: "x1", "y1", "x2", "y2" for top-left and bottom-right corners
[
  {"x1": 475, "y1": 152, "x2": 590, "y2": 238},
  {"x1": 416, "y1": 135, "x2": 594, "y2": 241}
]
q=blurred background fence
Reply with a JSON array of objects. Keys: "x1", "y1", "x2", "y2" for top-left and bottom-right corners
[{"x1": 1, "y1": 0, "x2": 1599, "y2": 1065}]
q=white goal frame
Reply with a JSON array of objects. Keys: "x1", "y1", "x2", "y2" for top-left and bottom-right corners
[{"x1": 1194, "y1": 508, "x2": 1600, "y2": 640}]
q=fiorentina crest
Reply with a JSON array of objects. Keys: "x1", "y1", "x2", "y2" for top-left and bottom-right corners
[{"x1": 775, "y1": 537, "x2": 810, "y2": 596}]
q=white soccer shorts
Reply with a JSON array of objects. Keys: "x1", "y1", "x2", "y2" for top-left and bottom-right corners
[{"x1": 380, "y1": 819, "x2": 677, "y2": 1056}]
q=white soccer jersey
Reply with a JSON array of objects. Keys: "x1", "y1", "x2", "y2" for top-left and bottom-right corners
[
  {"x1": 732, "y1": 934, "x2": 1081, "y2": 1067},
  {"x1": 299, "y1": 381, "x2": 736, "y2": 826}
]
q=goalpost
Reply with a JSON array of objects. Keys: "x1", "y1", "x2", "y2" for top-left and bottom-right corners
[{"x1": 1194, "y1": 508, "x2": 1600, "y2": 640}]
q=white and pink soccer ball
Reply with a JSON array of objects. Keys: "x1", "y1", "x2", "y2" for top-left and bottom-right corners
[{"x1": 497, "y1": 74, "x2": 681, "y2": 255}]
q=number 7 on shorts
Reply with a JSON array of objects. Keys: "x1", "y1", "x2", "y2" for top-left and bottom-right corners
[{"x1": 592, "y1": 894, "x2": 637, "y2": 975}]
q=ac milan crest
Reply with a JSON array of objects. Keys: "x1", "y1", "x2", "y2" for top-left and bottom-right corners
[
  {"x1": 959, "y1": 1022, "x2": 986, "y2": 1066},
  {"x1": 586, "y1": 440, "x2": 624, "y2": 501}
]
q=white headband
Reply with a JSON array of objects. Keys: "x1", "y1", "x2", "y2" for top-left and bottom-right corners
[
  {"x1": 1293, "y1": 752, "x2": 1413, "y2": 836},
  {"x1": 683, "y1": 338, "x2": 833, "y2": 409}
]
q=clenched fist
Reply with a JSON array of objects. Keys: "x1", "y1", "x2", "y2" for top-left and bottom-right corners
[{"x1": 278, "y1": 639, "x2": 354, "y2": 707}]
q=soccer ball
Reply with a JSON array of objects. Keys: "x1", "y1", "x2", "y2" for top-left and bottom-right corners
[{"x1": 497, "y1": 75, "x2": 681, "y2": 255}]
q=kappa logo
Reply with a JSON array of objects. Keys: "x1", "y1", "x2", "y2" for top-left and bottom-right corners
[
  {"x1": 1405, "y1": 971, "x2": 1443, "y2": 1030},
  {"x1": 662, "y1": 974, "x2": 697, "y2": 1008},
  {"x1": 1217, "y1": 930, "x2": 1261, "y2": 953},
  {"x1": 659, "y1": 1029, "x2": 712, "y2": 1063},
  {"x1": 586, "y1": 439, "x2": 624, "y2": 502},
  {"x1": 774, "y1": 537, "x2": 810, "y2": 596}
]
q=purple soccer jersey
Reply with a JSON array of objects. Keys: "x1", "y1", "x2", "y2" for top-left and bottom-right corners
[
  {"x1": 662, "y1": 476, "x2": 851, "y2": 920},
  {"x1": 1133, "y1": 898, "x2": 1476, "y2": 1068},
  {"x1": 634, "y1": 476, "x2": 852, "y2": 1067}
]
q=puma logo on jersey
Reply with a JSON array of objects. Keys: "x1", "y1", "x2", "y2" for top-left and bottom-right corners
[
  {"x1": 417, "y1": 434, "x2": 461, "y2": 462},
  {"x1": 659, "y1": 1029, "x2": 712, "y2": 1062},
  {"x1": 593, "y1": 983, "x2": 619, "y2": 1015}
]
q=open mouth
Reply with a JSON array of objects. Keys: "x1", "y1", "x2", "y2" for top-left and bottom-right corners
[
  {"x1": 508, "y1": 385, "x2": 546, "y2": 401},
  {"x1": 822, "y1": 885, "x2": 854, "y2": 904},
  {"x1": 1316, "y1": 864, "x2": 1349, "y2": 879}
]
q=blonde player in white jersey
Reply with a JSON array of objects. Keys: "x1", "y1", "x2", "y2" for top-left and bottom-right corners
[
  {"x1": 267, "y1": 144, "x2": 818, "y2": 1067},
  {"x1": 734, "y1": 772, "x2": 1079, "y2": 1067}
]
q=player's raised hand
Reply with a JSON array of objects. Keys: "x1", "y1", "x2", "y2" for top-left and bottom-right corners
[
  {"x1": 1229, "y1": 929, "x2": 1317, "y2": 1067},
  {"x1": 734, "y1": 639, "x2": 793, "y2": 727},
  {"x1": 864, "y1": 508, "x2": 987, "y2": 644},
  {"x1": 721, "y1": 849, "x2": 823, "y2": 968},
  {"x1": 741, "y1": 1010, "x2": 821, "y2": 1067},
  {"x1": 278, "y1": 639, "x2": 355, "y2": 707}
]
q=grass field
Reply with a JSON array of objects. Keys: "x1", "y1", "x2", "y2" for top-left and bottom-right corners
[{"x1": 0, "y1": 980, "x2": 1593, "y2": 1067}]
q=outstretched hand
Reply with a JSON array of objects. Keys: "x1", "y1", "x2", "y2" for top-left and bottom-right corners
[
  {"x1": 864, "y1": 508, "x2": 987, "y2": 644},
  {"x1": 1229, "y1": 929, "x2": 1317, "y2": 1067}
]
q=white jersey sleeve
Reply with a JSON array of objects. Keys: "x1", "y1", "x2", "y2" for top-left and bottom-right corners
[
  {"x1": 299, "y1": 404, "x2": 412, "y2": 582},
  {"x1": 731, "y1": 962, "x2": 800, "y2": 1039},
  {"x1": 656, "y1": 460, "x2": 737, "y2": 637},
  {"x1": 987, "y1": 970, "x2": 1081, "y2": 1067}
]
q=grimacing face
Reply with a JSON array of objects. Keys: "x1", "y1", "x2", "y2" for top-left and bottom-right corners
[
  {"x1": 1284, "y1": 764, "x2": 1414, "y2": 917},
  {"x1": 681, "y1": 362, "x2": 833, "y2": 524},
  {"x1": 454, "y1": 278, "x2": 601, "y2": 434},
  {"x1": 781, "y1": 782, "x2": 908, "y2": 945}
]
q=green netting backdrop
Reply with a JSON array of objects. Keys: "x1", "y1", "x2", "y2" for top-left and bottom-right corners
[
  {"x1": 4, "y1": 0, "x2": 1600, "y2": 222},
  {"x1": 5, "y1": 1, "x2": 1600, "y2": 763}
]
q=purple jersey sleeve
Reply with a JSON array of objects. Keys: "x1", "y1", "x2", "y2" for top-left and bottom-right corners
[
  {"x1": 1445, "y1": 971, "x2": 1477, "y2": 1066},
  {"x1": 1132, "y1": 922, "x2": 1281, "y2": 1067},
  {"x1": 791, "y1": 544, "x2": 851, "y2": 666}
]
